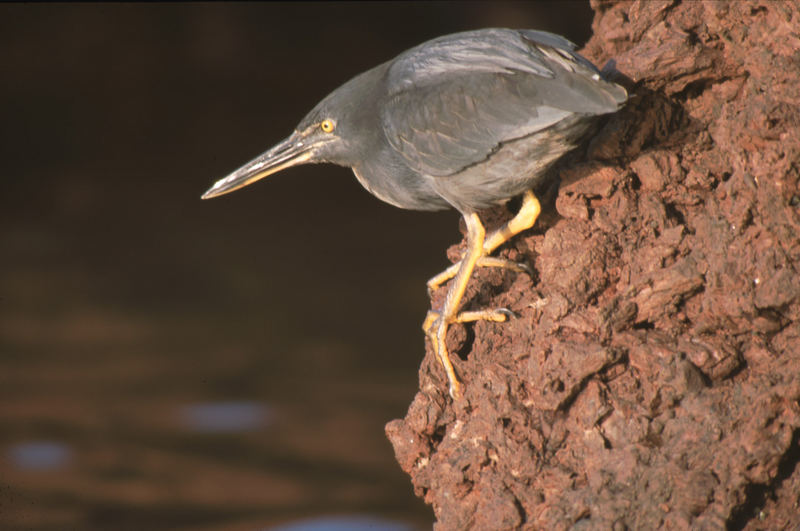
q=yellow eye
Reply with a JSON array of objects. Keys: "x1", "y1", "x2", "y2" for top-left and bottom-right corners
[{"x1": 320, "y1": 119, "x2": 335, "y2": 133}]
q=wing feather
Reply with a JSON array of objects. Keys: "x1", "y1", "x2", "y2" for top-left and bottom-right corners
[{"x1": 381, "y1": 29, "x2": 626, "y2": 177}]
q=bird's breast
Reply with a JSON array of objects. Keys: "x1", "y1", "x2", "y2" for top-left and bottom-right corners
[{"x1": 351, "y1": 159, "x2": 449, "y2": 212}]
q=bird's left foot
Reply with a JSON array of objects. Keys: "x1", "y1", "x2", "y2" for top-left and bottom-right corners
[
  {"x1": 422, "y1": 307, "x2": 515, "y2": 398},
  {"x1": 422, "y1": 192, "x2": 542, "y2": 398}
]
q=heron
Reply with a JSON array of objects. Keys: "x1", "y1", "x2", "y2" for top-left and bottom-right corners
[{"x1": 202, "y1": 28, "x2": 627, "y2": 398}]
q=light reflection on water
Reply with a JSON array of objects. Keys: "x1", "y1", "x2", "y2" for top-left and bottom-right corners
[
  {"x1": 0, "y1": 2, "x2": 585, "y2": 527},
  {"x1": 179, "y1": 400, "x2": 274, "y2": 432},
  {"x1": 267, "y1": 515, "x2": 416, "y2": 531},
  {"x1": 7, "y1": 441, "x2": 73, "y2": 471}
]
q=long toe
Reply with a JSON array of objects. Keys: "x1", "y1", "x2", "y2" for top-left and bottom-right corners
[
  {"x1": 434, "y1": 319, "x2": 462, "y2": 399},
  {"x1": 481, "y1": 257, "x2": 533, "y2": 276},
  {"x1": 427, "y1": 256, "x2": 532, "y2": 294},
  {"x1": 424, "y1": 311, "x2": 460, "y2": 397},
  {"x1": 427, "y1": 261, "x2": 463, "y2": 294},
  {"x1": 422, "y1": 309, "x2": 440, "y2": 335},
  {"x1": 455, "y1": 307, "x2": 516, "y2": 323}
]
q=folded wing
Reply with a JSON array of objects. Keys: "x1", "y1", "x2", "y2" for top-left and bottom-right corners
[{"x1": 381, "y1": 29, "x2": 626, "y2": 177}]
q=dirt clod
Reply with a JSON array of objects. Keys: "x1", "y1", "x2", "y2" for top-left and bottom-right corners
[{"x1": 387, "y1": 1, "x2": 800, "y2": 528}]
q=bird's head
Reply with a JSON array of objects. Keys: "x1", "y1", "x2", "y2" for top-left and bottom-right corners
[
  {"x1": 201, "y1": 66, "x2": 382, "y2": 200},
  {"x1": 200, "y1": 113, "x2": 346, "y2": 200}
]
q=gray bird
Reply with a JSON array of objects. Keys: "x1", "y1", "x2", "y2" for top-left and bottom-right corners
[{"x1": 202, "y1": 28, "x2": 627, "y2": 399}]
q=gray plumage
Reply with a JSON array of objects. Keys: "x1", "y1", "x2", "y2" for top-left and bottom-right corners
[
  {"x1": 201, "y1": 28, "x2": 628, "y2": 399},
  {"x1": 248, "y1": 28, "x2": 627, "y2": 213}
]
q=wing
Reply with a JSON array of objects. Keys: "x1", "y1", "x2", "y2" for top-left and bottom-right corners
[{"x1": 381, "y1": 29, "x2": 626, "y2": 177}]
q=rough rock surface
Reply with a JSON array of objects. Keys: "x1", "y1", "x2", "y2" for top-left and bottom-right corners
[{"x1": 386, "y1": 1, "x2": 800, "y2": 528}]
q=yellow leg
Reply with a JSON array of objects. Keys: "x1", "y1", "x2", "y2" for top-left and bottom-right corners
[
  {"x1": 483, "y1": 189, "x2": 541, "y2": 255},
  {"x1": 428, "y1": 190, "x2": 542, "y2": 292},
  {"x1": 424, "y1": 212, "x2": 486, "y2": 399}
]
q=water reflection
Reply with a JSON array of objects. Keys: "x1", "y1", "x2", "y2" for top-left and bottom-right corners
[
  {"x1": 268, "y1": 515, "x2": 416, "y2": 531},
  {"x1": 0, "y1": 2, "x2": 586, "y2": 528},
  {"x1": 179, "y1": 400, "x2": 274, "y2": 433},
  {"x1": 7, "y1": 441, "x2": 73, "y2": 471}
]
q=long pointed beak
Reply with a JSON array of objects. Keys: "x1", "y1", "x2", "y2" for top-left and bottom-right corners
[{"x1": 201, "y1": 133, "x2": 315, "y2": 199}]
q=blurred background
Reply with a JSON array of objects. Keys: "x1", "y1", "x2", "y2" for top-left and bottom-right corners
[{"x1": 0, "y1": 3, "x2": 592, "y2": 530}]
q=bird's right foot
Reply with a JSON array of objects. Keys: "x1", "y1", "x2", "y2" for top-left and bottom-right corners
[{"x1": 428, "y1": 190, "x2": 541, "y2": 293}]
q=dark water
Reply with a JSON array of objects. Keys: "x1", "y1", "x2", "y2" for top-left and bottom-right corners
[{"x1": 0, "y1": 3, "x2": 592, "y2": 529}]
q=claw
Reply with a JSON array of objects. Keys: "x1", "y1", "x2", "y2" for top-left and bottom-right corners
[
  {"x1": 454, "y1": 308, "x2": 515, "y2": 323},
  {"x1": 496, "y1": 307, "x2": 518, "y2": 320}
]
